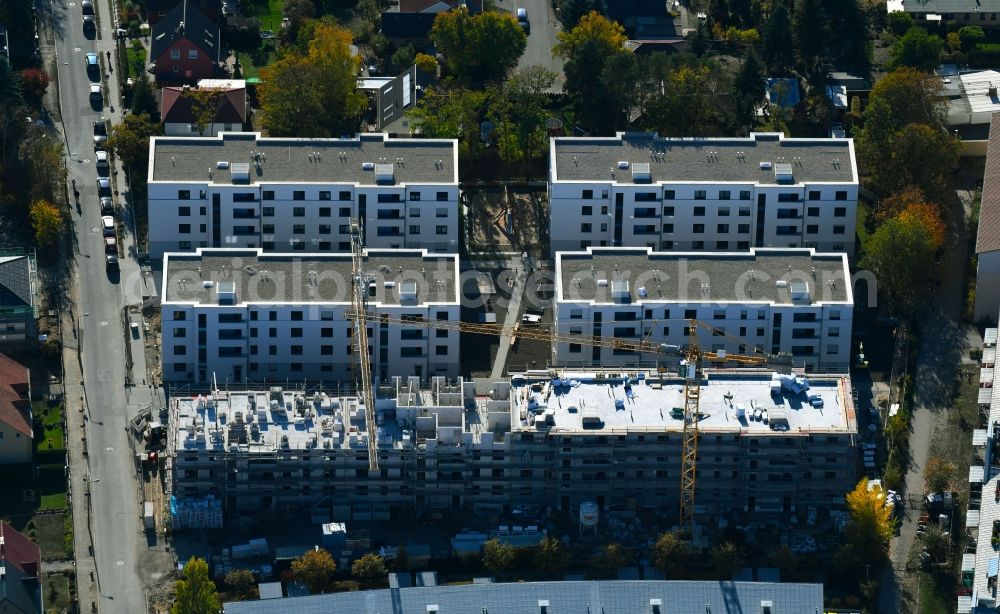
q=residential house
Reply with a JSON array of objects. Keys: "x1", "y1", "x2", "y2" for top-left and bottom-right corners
[
  {"x1": 0, "y1": 523, "x2": 42, "y2": 614},
  {"x1": 151, "y1": 0, "x2": 220, "y2": 82},
  {"x1": 146, "y1": 0, "x2": 220, "y2": 25},
  {"x1": 547, "y1": 132, "x2": 859, "y2": 254},
  {"x1": 886, "y1": 0, "x2": 1000, "y2": 29},
  {"x1": 0, "y1": 251, "x2": 38, "y2": 349},
  {"x1": 146, "y1": 132, "x2": 459, "y2": 258},
  {"x1": 944, "y1": 69, "x2": 1000, "y2": 148},
  {"x1": 160, "y1": 248, "x2": 461, "y2": 384},
  {"x1": 381, "y1": 0, "x2": 483, "y2": 41},
  {"x1": 0, "y1": 354, "x2": 31, "y2": 464},
  {"x1": 975, "y1": 113, "x2": 1000, "y2": 320},
  {"x1": 161, "y1": 79, "x2": 247, "y2": 136},
  {"x1": 359, "y1": 65, "x2": 417, "y2": 132}
]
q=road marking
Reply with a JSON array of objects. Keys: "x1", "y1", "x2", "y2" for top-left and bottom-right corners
[
  {"x1": 116, "y1": 560, "x2": 124, "y2": 566},
  {"x1": 92, "y1": 227, "x2": 99, "y2": 233},
  {"x1": 83, "y1": 159, "x2": 90, "y2": 163},
  {"x1": 105, "y1": 447, "x2": 114, "y2": 452},
  {"x1": 99, "y1": 321, "x2": 108, "y2": 326},
  {"x1": 74, "y1": 47, "x2": 82, "y2": 52}
]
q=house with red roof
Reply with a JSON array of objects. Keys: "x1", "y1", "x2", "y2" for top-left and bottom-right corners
[
  {"x1": 150, "y1": 0, "x2": 220, "y2": 82},
  {"x1": 381, "y1": 0, "x2": 483, "y2": 41},
  {"x1": 161, "y1": 79, "x2": 247, "y2": 136},
  {"x1": 0, "y1": 522, "x2": 42, "y2": 614},
  {"x1": 0, "y1": 353, "x2": 31, "y2": 465}
]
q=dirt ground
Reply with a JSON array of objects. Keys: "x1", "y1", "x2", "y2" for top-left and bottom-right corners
[{"x1": 465, "y1": 189, "x2": 548, "y2": 257}]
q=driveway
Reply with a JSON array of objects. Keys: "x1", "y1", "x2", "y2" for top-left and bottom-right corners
[{"x1": 495, "y1": 0, "x2": 565, "y2": 92}]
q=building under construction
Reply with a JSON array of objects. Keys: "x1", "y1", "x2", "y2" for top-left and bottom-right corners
[{"x1": 166, "y1": 369, "x2": 857, "y2": 524}]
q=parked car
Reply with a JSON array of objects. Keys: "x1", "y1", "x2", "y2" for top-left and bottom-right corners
[
  {"x1": 516, "y1": 8, "x2": 529, "y2": 32},
  {"x1": 85, "y1": 53, "x2": 99, "y2": 74},
  {"x1": 101, "y1": 215, "x2": 115, "y2": 236},
  {"x1": 83, "y1": 14, "x2": 95, "y2": 30},
  {"x1": 89, "y1": 83, "x2": 102, "y2": 102},
  {"x1": 95, "y1": 150, "x2": 109, "y2": 170},
  {"x1": 96, "y1": 177, "x2": 111, "y2": 196},
  {"x1": 100, "y1": 196, "x2": 113, "y2": 214},
  {"x1": 93, "y1": 120, "x2": 108, "y2": 149},
  {"x1": 104, "y1": 236, "x2": 117, "y2": 254},
  {"x1": 82, "y1": 0, "x2": 94, "y2": 14},
  {"x1": 105, "y1": 254, "x2": 119, "y2": 272}
]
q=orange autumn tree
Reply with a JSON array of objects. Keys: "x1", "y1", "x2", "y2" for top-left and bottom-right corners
[
  {"x1": 897, "y1": 202, "x2": 945, "y2": 250},
  {"x1": 876, "y1": 186, "x2": 925, "y2": 222}
]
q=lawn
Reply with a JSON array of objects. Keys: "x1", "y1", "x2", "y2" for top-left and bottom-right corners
[
  {"x1": 34, "y1": 401, "x2": 65, "y2": 454},
  {"x1": 976, "y1": 42, "x2": 1000, "y2": 53},
  {"x1": 43, "y1": 571, "x2": 72, "y2": 614},
  {"x1": 126, "y1": 44, "x2": 147, "y2": 80},
  {"x1": 244, "y1": 0, "x2": 284, "y2": 32},
  {"x1": 856, "y1": 198, "x2": 873, "y2": 247}
]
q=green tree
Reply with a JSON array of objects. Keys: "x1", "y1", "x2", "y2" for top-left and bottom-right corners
[
  {"x1": 558, "y1": 0, "x2": 608, "y2": 30},
  {"x1": 415, "y1": 53, "x2": 437, "y2": 74},
  {"x1": 652, "y1": 531, "x2": 688, "y2": 578},
  {"x1": 882, "y1": 123, "x2": 960, "y2": 198},
  {"x1": 281, "y1": 0, "x2": 315, "y2": 42},
  {"x1": 182, "y1": 87, "x2": 227, "y2": 136},
  {"x1": 481, "y1": 538, "x2": 515, "y2": 575},
  {"x1": 224, "y1": 568, "x2": 256, "y2": 598},
  {"x1": 762, "y1": 4, "x2": 793, "y2": 74},
  {"x1": 554, "y1": 11, "x2": 625, "y2": 59},
  {"x1": 843, "y1": 478, "x2": 894, "y2": 565},
  {"x1": 391, "y1": 44, "x2": 416, "y2": 73},
  {"x1": 734, "y1": 51, "x2": 766, "y2": 127},
  {"x1": 487, "y1": 65, "x2": 557, "y2": 169},
  {"x1": 407, "y1": 86, "x2": 487, "y2": 160},
  {"x1": 861, "y1": 213, "x2": 936, "y2": 316},
  {"x1": 351, "y1": 553, "x2": 388, "y2": 579},
  {"x1": 890, "y1": 27, "x2": 943, "y2": 71},
  {"x1": 924, "y1": 456, "x2": 956, "y2": 493},
  {"x1": 593, "y1": 542, "x2": 631, "y2": 577},
  {"x1": 259, "y1": 22, "x2": 365, "y2": 137},
  {"x1": 172, "y1": 557, "x2": 220, "y2": 614},
  {"x1": 645, "y1": 56, "x2": 728, "y2": 137},
  {"x1": 534, "y1": 535, "x2": 569, "y2": 575},
  {"x1": 291, "y1": 548, "x2": 337, "y2": 594},
  {"x1": 711, "y1": 541, "x2": 745, "y2": 579},
  {"x1": 108, "y1": 112, "x2": 160, "y2": 176},
  {"x1": 130, "y1": 72, "x2": 158, "y2": 118},
  {"x1": 887, "y1": 11, "x2": 915, "y2": 36},
  {"x1": 792, "y1": 0, "x2": 828, "y2": 74},
  {"x1": 431, "y1": 8, "x2": 526, "y2": 84},
  {"x1": 921, "y1": 526, "x2": 950, "y2": 562},
  {"x1": 22, "y1": 132, "x2": 64, "y2": 204},
  {"x1": 29, "y1": 199, "x2": 63, "y2": 251},
  {"x1": 958, "y1": 26, "x2": 985, "y2": 53}
]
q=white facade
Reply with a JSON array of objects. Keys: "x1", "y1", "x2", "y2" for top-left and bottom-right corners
[
  {"x1": 553, "y1": 247, "x2": 854, "y2": 372},
  {"x1": 548, "y1": 132, "x2": 859, "y2": 255},
  {"x1": 160, "y1": 248, "x2": 460, "y2": 385},
  {"x1": 147, "y1": 133, "x2": 459, "y2": 258}
]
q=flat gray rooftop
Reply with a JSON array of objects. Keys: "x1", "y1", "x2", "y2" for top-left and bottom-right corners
[
  {"x1": 162, "y1": 249, "x2": 458, "y2": 306},
  {"x1": 557, "y1": 248, "x2": 851, "y2": 305},
  {"x1": 552, "y1": 132, "x2": 855, "y2": 184},
  {"x1": 512, "y1": 371, "x2": 853, "y2": 434},
  {"x1": 150, "y1": 132, "x2": 457, "y2": 185}
]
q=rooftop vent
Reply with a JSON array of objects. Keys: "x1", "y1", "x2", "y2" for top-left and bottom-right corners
[
  {"x1": 375, "y1": 163, "x2": 395, "y2": 183},
  {"x1": 362, "y1": 162, "x2": 375, "y2": 171},
  {"x1": 790, "y1": 281, "x2": 810, "y2": 302},
  {"x1": 650, "y1": 598, "x2": 663, "y2": 614},
  {"x1": 611, "y1": 278, "x2": 630, "y2": 302},
  {"x1": 216, "y1": 281, "x2": 236, "y2": 304},
  {"x1": 399, "y1": 281, "x2": 418, "y2": 301},
  {"x1": 538, "y1": 600, "x2": 550, "y2": 614},
  {"x1": 426, "y1": 607, "x2": 439, "y2": 613},
  {"x1": 632, "y1": 162, "x2": 651, "y2": 183},
  {"x1": 774, "y1": 162, "x2": 794, "y2": 183},
  {"x1": 216, "y1": 160, "x2": 230, "y2": 169},
  {"x1": 760, "y1": 601, "x2": 774, "y2": 614},
  {"x1": 617, "y1": 160, "x2": 630, "y2": 169},
  {"x1": 230, "y1": 162, "x2": 251, "y2": 183},
  {"x1": 759, "y1": 161, "x2": 773, "y2": 170}
]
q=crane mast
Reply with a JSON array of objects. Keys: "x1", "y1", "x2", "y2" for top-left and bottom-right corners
[
  {"x1": 678, "y1": 319, "x2": 702, "y2": 536},
  {"x1": 349, "y1": 223, "x2": 379, "y2": 471}
]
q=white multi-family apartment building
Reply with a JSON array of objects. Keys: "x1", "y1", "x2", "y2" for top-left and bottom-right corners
[
  {"x1": 553, "y1": 247, "x2": 854, "y2": 372},
  {"x1": 160, "y1": 248, "x2": 460, "y2": 385},
  {"x1": 548, "y1": 132, "x2": 859, "y2": 255},
  {"x1": 147, "y1": 132, "x2": 459, "y2": 258}
]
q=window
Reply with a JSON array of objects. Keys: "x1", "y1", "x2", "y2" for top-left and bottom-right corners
[
  {"x1": 776, "y1": 225, "x2": 798, "y2": 236},
  {"x1": 436, "y1": 192, "x2": 448, "y2": 201},
  {"x1": 833, "y1": 225, "x2": 845, "y2": 234},
  {"x1": 716, "y1": 241, "x2": 728, "y2": 249},
  {"x1": 719, "y1": 207, "x2": 731, "y2": 217},
  {"x1": 693, "y1": 224, "x2": 704, "y2": 234},
  {"x1": 828, "y1": 327, "x2": 840, "y2": 337},
  {"x1": 408, "y1": 191, "x2": 421, "y2": 202},
  {"x1": 582, "y1": 205, "x2": 593, "y2": 215},
  {"x1": 693, "y1": 206, "x2": 705, "y2": 216},
  {"x1": 173, "y1": 345, "x2": 187, "y2": 355},
  {"x1": 436, "y1": 225, "x2": 448, "y2": 235},
  {"x1": 321, "y1": 328, "x2": 333, "y2": 338},
  {"x1": 719, "y1": 190, "x2": 731, "y2": 200},
  {"x1": 291, "y1": 311, "x2": 303, "y2": 321},
  {"x1": 739, "y1": 190, "x2": 751, "y2": 200},
  {"x1": 835, "y1": 190, "x2": 848, "y2": 201},
  {"x1": 436, "y1": 207, "x2": 448, "y2": 217},
  {"x1": 806, "y1": 224, "x2": 818, "y2": 234},
  {"x1": 738, "y1": 223, "x2": 750, "y2": 233},
  {"x1": 834, "y1": 207, "x2": 847, "y2": 217},
  {"x1": 262, "y1": 206, "x2": 274, "y2": 216},
  {"x1": 717, "y1": 224, "x2": 729, "y2": 233},
  {"x1": 178, "y1": 241, "x2": 192, "y2": 249},
  {"x1": 738, "y1": 206, "x2": 751, "y2": 216},
  {"x1": 290, "y1": 345, "x2": 303, "y2": 356},
  {"x1": 569, "y1": 343, "x2": 582, "y2": 353},
  {"x1": 663, "y1": 223, "x2": 674, "y2": 233},
  {"x1": 581, "y1": 223, "x2": 592, "y2": 232},
  {"x1": 339, "y1": 224, "x2": 350, "y2": 234},
  {"x1": 318, "y1": 207, "x2": 331, "y2": 218},
  {"x1": 262, "y1": 224, "x2": 274, "y2": 234},
  {"x1": 635, "y1": 192, "x2": 658, "y2": 202},
  {"x1": 808, "y1": 190, "x2": 820, "y2": 200},
  {"x1": 293, "y1": 207, "x2": 305, "y2": 217},
  {"x1": 582, "y1": 189, "x2": 593, "y2": 199},
  {"x1": 661, "y1": 240, "x2": 673, "y2": 249},
  {"x1": 377, "y1": 193, "x2": 401, "y2": 203},
  {"x1": 178, "y1": 223, "x2": 190, "y2": 234},
  {"x1": 170, "y1": 49, "x2": 180, "y2": 59},
  {"x1": 293, "y1": 224, "x2": 305, "y2": 234},
  {"x1": 401, "y1": 347, "x2": 424, "y2": 357},
  {"x1": 173, "y1": 328, "x2": 187, "y2": 338},
  {"x1": 693, "y1": 240, "x2": 704, "y2": 249},
  {"x1": 664, "y1": 190, "x2": 676, "y2": 200},
  {"x1": 737, "y1": 241, "x2": 749, "y2": 249},
  {"x1": 435, "y1": 346, "x2": 448, "y2": 356},
  {"x1": 777, "y1": 193, "x2": 800, "y2": 202},
  {"x1": 601, "y1": 205, "x2": 608, "y2": 214},
  {"x1": 830, "y1": 311, "x2": 841, "y2": 320},
  {"x1": 321, "y1": 345, "x2": 333, "y2": 356},
  {"x1": 178, "y1": 190, "x2": 191, "y2": 200},
  {"x1": 187, "y1": 49, "x2": 198, "y2": 59},
  {"x1": 807, "y1": 206, "x2": 819, "y2": 217},
  {"x1": 664, "y1": 206, "x2": 675, "y2": 216},
  {"x1": 694, "y1": 190, "x2": 707, "y2": 200},
  {"x1": 409, "y1": 225, "x2": 420, "y2": 234}
]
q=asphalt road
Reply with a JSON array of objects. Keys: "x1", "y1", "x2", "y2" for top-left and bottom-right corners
[
  {"x1": 496, "y1": 0, "x2": 565, "y2": 92},
  {"x1": 47, "y1": 0, "x2": 152, "y2": 610}
]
